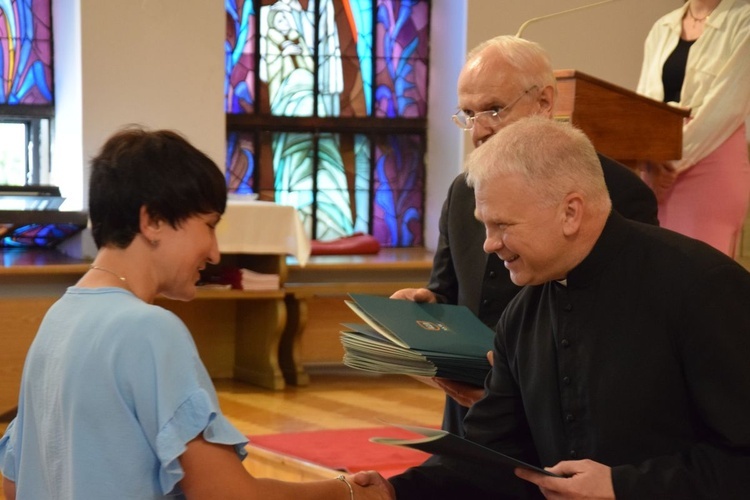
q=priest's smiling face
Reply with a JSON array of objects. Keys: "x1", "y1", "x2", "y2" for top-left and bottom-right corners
[{"x1": 474, "y1": 171, "x2": 571, "y2": 286}]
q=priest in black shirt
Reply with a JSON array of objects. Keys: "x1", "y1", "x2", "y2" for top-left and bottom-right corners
[{"x1": 384, "y1": 116, "x2": 750, "y2": 499}]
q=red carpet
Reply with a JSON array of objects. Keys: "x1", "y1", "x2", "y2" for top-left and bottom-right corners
[{"x1": 248, "y1": 426, "x2": 431, "y2": 478}]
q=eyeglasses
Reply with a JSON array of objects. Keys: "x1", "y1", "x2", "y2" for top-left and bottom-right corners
[{"x1": 452, "y1": 86, "x2": 538, "y2": 131}]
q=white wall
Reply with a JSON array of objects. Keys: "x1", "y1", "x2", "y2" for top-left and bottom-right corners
[
  {"x1": 53, "y1": 0, "x2": 225, "y2": 210},
  {"x1": 466, "y1": 0, "x2": 681, "y2": 90},
  {"x1": 52, "y1": 0, "x2": 84, "y2": 209},
  {"x1": 424, "y1": 1, "x2": 468, "y2": 249}
]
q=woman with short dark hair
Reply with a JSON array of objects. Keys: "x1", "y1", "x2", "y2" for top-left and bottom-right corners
[{"x1": 0, "y1": 127, "x2": 393, "y2": 500}]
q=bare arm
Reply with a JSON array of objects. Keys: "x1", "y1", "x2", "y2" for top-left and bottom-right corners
[
  {"x1": 3, "y1": 477, "x2": 15, "y2": 500},
  {"x1": 179, "y1": 435, "x2": 394, "y2": 499}
]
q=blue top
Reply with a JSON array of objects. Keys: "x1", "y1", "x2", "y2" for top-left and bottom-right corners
[{"x1": 0, "y1": 287, "x2": 248, "y2": 499}]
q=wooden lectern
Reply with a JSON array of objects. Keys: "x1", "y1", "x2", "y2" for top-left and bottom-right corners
[{"x1": 554, "y1": 70, "x2": 690, "y2": 165}]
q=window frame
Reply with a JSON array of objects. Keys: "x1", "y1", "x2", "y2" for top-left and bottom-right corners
[{"x1": 0, "y1": 105, "x2": 53, "y2": 185}]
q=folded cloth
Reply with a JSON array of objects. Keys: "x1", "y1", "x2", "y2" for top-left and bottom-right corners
[
  {"x1": 310, "y1": 233, "x2": 380, "y2": 255},
  {"x1": 199, "y1": 267, "x2": 280, "y2": 291}
]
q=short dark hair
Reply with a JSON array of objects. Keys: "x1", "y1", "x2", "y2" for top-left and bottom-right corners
[{"x1": 89, "y1": 127, "x2": 227, "y2": 248}]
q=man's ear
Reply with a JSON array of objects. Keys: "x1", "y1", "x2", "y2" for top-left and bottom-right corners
[
  {"x1": 561, "y1": 192, "x2": 584, "y2": 237},
  {"x1": 537, "y1": 85, "x2": 555, "y2": 118}
]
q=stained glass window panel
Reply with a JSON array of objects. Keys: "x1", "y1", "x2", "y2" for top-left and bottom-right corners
[
  {"x1": 1, "y1": 223, "x2": 82, "y2": 248},
  {"x1": 315, "y1": 188, "x2": 354, "y2": 241},
  {"x1": 324, "y1": 54, "x2": 368, "y2": 117},
  {"x1": 372, "y1": 134, "x2": 424, "y2": 247},
  {"x1": 226, "y1": 131, "x2": 256, "y2": 194},
  {"x1": 270, "y1": 131, "x2": 317, "y2": 232},
  {"x1": 314, "y1": 131, "x2": 354, "y2": 239},
  {"x1": 258, "y1": 0, "x2": 316, "y2": 117},
  {"x1": 353, "y1": 134, "x2": 371, "y2": 234},
  {"x1": 375, "y1": 0, "x2": 429, "y2": 118},
  {"x1": 0, "y1": 0, "x2": 53, "y2": 105},
  {"x1": 344, "y1": 1, "x2": 374, "y2": 115},
  {"x1": 318, "y1": 2, "x2": 369, "y2": 117},
  {"x1": 226, "y1": 0, "x2": 257, "y2": 113}
]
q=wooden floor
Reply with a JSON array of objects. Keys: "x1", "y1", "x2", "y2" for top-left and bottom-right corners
[{"x1": 0, "y1": 367, "x2": 445, "y2": 496}]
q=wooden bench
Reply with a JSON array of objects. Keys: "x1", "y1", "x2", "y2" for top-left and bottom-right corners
[
  {"x1": 280, "y1": 248, "x2": 434, "y2": 385},
  {"x1": 1, "y1": 248, "x2": 435, "y2": 418},
  {"x1": 0, "y1": 251, "x2": 292, "y2": 422}
]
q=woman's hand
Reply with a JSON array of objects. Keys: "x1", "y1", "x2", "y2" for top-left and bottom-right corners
[{"x1": 642, "y1": 162, "x2": 679, "y2": 202}]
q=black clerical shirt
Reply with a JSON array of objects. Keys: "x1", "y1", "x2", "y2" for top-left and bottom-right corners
[{"x1": 392, "y1": 213, "x2": 750, "y2": 499}]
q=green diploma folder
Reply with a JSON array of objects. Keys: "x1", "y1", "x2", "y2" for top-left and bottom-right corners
[{"x1": 340, "y1": 294, "x2": 495, "y2": 386}]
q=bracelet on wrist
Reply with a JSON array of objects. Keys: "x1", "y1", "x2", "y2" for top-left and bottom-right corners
[{"x1": 336, "y1": 474, "x2": 355, "y2": 500}]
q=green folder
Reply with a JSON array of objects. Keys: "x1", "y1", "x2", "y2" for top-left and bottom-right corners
[
  {"x1": 345, "y1": 293, "x2": 494, "y2": 356},
  {"x1": 340, "y1": 294, "x2": 495, "y2": 385}
]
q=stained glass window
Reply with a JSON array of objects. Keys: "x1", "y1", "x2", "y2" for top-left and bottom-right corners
[
  {"x1": 0, "y1": 0, "x2": 53, "y2": 105},
  {"x1": 0, "y1": 222, "x2": 83, "y2": 248},
  {"x1": 225, "y1": 0, "x2": 429, "y2": 248},
  {"x1": 1, "y1": 0, "x2": 54, "y2": 187}
]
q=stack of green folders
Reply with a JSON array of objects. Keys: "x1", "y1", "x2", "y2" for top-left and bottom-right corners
[{"x1": 340, "y1": 293, "x2": 495, "y2": 387}]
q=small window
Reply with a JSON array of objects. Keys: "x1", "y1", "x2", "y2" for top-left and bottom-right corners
[
  {"x1": 0, "y1": 122, "x2": 28, "y2": 184},
  {"x1": 0, "y1": 118, "x2": 51, "y2": 185},
  {"x1": 0, "y1": 0, "x2": 54, "y2": 186}
]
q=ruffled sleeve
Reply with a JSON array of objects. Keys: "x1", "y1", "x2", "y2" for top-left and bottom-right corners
[
  {"x1": 0, "y1": 419, "x2": 17, "y2": 482},
  {"x1": 112, "y1": 306, "x2": 249, "y2": 496},
  {"x1": 154, "y1": 388, "x2": 248, "y2": 495}
]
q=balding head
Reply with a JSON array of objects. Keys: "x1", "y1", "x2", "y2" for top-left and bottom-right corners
[
  {"x1": 465, "y1": 36, "x2": 558, "y2": 96},
  {"x1": 457, "y1": 36, "x2": 558, "y2": 147}
]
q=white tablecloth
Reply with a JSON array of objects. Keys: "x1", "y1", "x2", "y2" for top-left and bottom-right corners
[{"x1": 217, "y1": 199, "x2": 311, "y2": 266}]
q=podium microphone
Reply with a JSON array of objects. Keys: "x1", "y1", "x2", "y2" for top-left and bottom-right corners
[{"x1": 516, "y1": 0, "x2": 618, "y2": 38}]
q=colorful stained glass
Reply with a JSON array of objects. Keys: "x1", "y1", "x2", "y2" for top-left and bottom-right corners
[
  {"x1": 372, "y1": 134, "x2": 424, "y2": 247},
  {"x1": 342, "y1": 1, "x2": 374, "y2": 115},
  {"x1": 375, "y1": 0, "x2": 428, "y2": 117},
  {"x1": 258, "y1": 0, "x2": 316, "y2": 116},
  {"x1": 226, "y1": 131, "x2": 256, "y2": 193},
  {"x1": 225, "y1": 0, "x2": 429, "y2": 247},
  {"x1": 225, "y1": 0, "x2": 430, "y2": 119},
  {"x1": 226, "y1": 0, "x2": 256, "y2": 113},
  {"x1": 270, "y1": 130, "x2": 355, "y2": 238},
  {"x1": 1, "y1": 223, "x2": 82, "y2": 248},
  {"x1": 0, "y1": 0, "x2": 53, "y2": 105},
  {"x1": 352, "y1": 134, "x2": 371, "y2": 234}
]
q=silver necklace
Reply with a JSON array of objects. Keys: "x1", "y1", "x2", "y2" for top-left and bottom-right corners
[{"x1": 89, "y1": 264, "x2": 127, "y2": 282}]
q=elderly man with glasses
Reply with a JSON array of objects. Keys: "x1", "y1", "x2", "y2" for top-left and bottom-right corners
[{"x1": 391, "y1": 35, "x2": 658, "y2": 438}]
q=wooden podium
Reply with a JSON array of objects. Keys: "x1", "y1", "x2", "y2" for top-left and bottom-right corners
[{"x1": 554, "y1": 70, "x2": 690, "y2": 164}]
